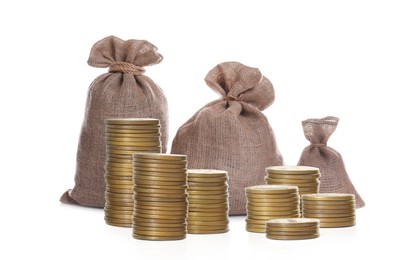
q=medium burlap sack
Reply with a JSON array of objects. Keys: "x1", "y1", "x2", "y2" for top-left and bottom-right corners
[
  {"x1": 171, "y1": 62, "x2": 283, "y2": 215},
  {"x1": 60, "y1": 35, "x2": 168, "y2": 208},
  {"x1": 297, "y1": 116, "x2": 365, "y2": 208}
]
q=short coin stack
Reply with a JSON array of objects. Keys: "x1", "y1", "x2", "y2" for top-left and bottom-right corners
[
  {"x1": 245, "y1": 185, "x2": 300, "y2": 233},
  {"x1": 301, "y1": 193, "x2": 356, "y2": 228},
  {"x1": 187, "y1": 169, "x2": 229, "y2": 234},
  {"x1": 266, "y1": 218, "x2": 320, "y2": 240},
  {"x1": 104, "y1": 118, "x2": 162, "y2": 227},
  {"x1": 132, "y1": 153, "x2": 188, "y2": 241},
  {"x1": 265, "y1": 166, "x2": 320, "y2": 195}
]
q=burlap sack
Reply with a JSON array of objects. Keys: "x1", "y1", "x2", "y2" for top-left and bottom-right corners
[
  {"x1": 171, "y1": 62, "x2": 283, "y2": 215},
  {"x1": 60, "y1": 35, "x2": 168, "y2": 208},
  {"x1": 297, "y1": 116, "x2": 365, "y2": 208}
]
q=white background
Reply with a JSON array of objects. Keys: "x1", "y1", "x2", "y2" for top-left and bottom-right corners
[{"x1": 1, "y1": 0, "x2": 410, "y2": 259}]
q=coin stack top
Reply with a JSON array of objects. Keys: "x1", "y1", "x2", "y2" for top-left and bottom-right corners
[
  {"x1": 301, "y1": 193, "x2": 356, "y2": 228},
  {"x1": 132, "y1": 153, "x2": 188, "y2": 241},
  {"x1": 104, "y1": 118, "x2": 162, "y2": 228},
  {"x1": 265, "y1": 166, "x2": 321, "y2": 195},
  {"x1": 245, "y1": 185, "x2": 300, "y2": 233},
  {"x1": 266, "y1": 218, "x2": 320, "y2": 240},
  {"x1": 187, "y1": 169, "x2": 229, "y2": 234}
]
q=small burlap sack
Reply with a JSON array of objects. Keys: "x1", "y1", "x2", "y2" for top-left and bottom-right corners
[
  {"x1": 297, "y1": 116, "x2": 365, "y2": 208},
  {"x1": 171, "y1": 62, "x2": 283, "y2": 215},
  {"x1": 60, "y1": 36, "x2": 168, "y2": 208}
]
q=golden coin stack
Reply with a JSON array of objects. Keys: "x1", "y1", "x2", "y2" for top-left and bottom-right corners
[
  {"x1": 266, "y1": 218, "x2": 320, "y2": 240},
  {"x1": 301, "y1": 193, "x2": 356, "y2": 228},
  {"x1": 245, "y1": 185, "x2": 300, "y2": 233},
  {"x1": 132, "y1": 153, "x2": 188, "y2": 241},
  {"x1": 265, "y1": 166, "x2": 320, "y2": 195},
  {"x1": 104, "y1": 118, "x2": 162, "y2": 227},
  {"x1": 187, "y1": 169, "x2": 229, "y2": 234}
]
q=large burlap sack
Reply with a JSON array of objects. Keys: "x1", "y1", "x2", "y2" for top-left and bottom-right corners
[
  {"x1": 60, "y1": 35, "x2": 168, "y2": 207},
  {"x1": 297, "y1": 116, "x2": 365, "y2": 208},
  {"x1": 171, "y1": 62, "x2": 283, "y2": 215}
]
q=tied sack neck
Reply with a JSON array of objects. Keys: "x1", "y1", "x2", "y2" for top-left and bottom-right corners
[{"x1": 109, "y1": 62, "x2": 145, "y2": 76}]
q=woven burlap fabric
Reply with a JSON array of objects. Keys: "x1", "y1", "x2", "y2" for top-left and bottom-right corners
[
  {"x1": 171, "y1": 62, "x2": 283, "y2": 215},
  {"x1": 60, "y1": 36, "x2": 168, "y2": 208},
  {"x1": 297, "y1": 116, "x2": 365, "y2": 208}
]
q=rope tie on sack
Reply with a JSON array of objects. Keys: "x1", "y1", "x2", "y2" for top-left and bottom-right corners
[
  {"x1": 310, "y1": 143, "x2": 327, "y2": 148},
  {"x1": 109, "y1": 62, "x2": 145, "y2": 75}
]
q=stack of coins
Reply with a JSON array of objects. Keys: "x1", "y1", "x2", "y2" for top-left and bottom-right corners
[
  {"x1": 301, "y1": 193, "x2": 356, "y2": 228},
  {"x1": 187, "y1": 169, "x2": 229, "y2": 234},
  {"x1": 245, "y1": 185, "x2": 300, "y2": 233},
  {"x1": 265, "y1": 166, "x2": 320, "y2": 195},
  {"x1": 266, "y1": 218, "x2": 320, "y2": 240},
  {"x1": 132, "y1": 153, "x2": 188, "y2": 241},
  {"x1": 104, "y1": 118, "x2": 162, "y2": 227}
]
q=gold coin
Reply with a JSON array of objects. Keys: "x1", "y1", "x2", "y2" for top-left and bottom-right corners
[
  {"x1": 187, "y1": 219, "x2": 229, "y2": 225},
  {"x1": 137, "y1": 205, "x2": 188, "y2": 212},
  {"x1": 107, "y1": 140, "x2": 161, "y2": 147},
  {"x1": 134, "y1": 213, "x2": 186, "y2": 221},
  {"x1": 246, "y1": 205, "x2": 299, "y2": 212},
  {"x1": 188, "y1": 202, "x2": 229, "y2": 209},
  {"x1": 188, "y1": 194, "x2": 227, "y2": 200},
  {"x1": 187, "y1": 215, "x2": 229, "y2": 222},
  {"x1": 247, "y1": 210, "x2": 300, "y2": 216},
  {"x1": 108, "y1": 146, "x2": 162, "y2": 152},
  {"x1": 106, "y1": 128, "x2": 160, "y2": 134},
  {"x1": 105, "y1": 212, "x2": 133, "y2": 220},
  {"x1": 247, "y1": 201, "x2": 300, "y2": 208},
  {"x1": 302, "y1": 200, "x2": 355, "y2": 206},
  {"x1": 132, "y1": 229, "x2": 186, "y2": 237},
  {"x1": 246, "y1": 193, "x2": 299, "y2": 199},
  {"x1": 188, "y1": 207, "x2": 229, "y2": 213},
  {"x1": 135, "y1": 158, "x2": 187, "y2": 165},
  {"x1": 266, "y1": 226, "x2": 319, "y2": 232},
  {"x1": 132, "y1": 234, "x2": 186, "y2": 241},
  {"x1": 248, "y1": 214, "x2": 300, "y2": 220},
  {"x1": 135, "y1": 221, "x2": 186, "y2": 228},
  {"x1": 134, "y1": 209, "x2": 187, "y2": 216},
  {"x1": 133, "y1": 153, "x2": 187, "y2": 161},
  {"x1": 188, "y1": 185, "x2": 228, "y2": 191},
  {"x1": 134, "y1": 225, "x2": 186, "y2": 233},
  {"x1": 105, "y1": 221, "x2": 132, "y2": 228},
  {"x1": 105, "y1": 174, "x2": 132, "y2": 181},
  {"x1": 188, "y1": 212, "x2": 228, "y2": 217},
  {"x1": 106, "y1": 183, "x2": 134, "y2": 190},
  {"x1": 106, "y1": 171, "x2": 133, "y2": 177},
  {"x1": 133, "y1": 179, "x2": 187, "y2": 186},
  {"x1": 188, "y1": 228, "x2": 229, "y2": 234},
  {"x1": 106, "y1": 192, "x2": 132, "y2": 198},
  {"x1": 105, "y1": 196, "x2": 134, "y2": 204},
  {"x1": 266, "y1": 166, "x2": 319, "y2": 173},
  {"x1": 136, "y1": 200, "x2": 187, "y2": 207},
  {"x1": 135, "y1": 184, "x2": 187, "y2": 190},
  {"x1": 106, "y1": 162, "x2": 133, "y2": 169},
  {"x1": 107, "y1": 157, "x2": 134, "y2": 163},
  {"x1": 133, "y1": 216, "x2": 185, "y2": 224},
  {"x1": 105, "y1": 118, "x2": 160, "y2": 125},
  {"x1": 187, "y1": 169, "x2": 228, "y2": 177},
  {"x1": 266, "y1": 218, "x2": 319, "y2": 226},
  {"x1": 266, "y1": 234, "x2": 320, "y2": 240},
  {"x1": 106, "y1": 132, "x2": 160, "y2": 138},
  {"x1": 134, "y1": 166, "x2": 187, "y2": 173},
  {"x1": 106, "y1": 136, "x2": 160, "y2": 142},
  {"x1": 301, "y1": 193, "x2": 355, "y2": 201},
  {"x1": 245, "y1": 218, "x2": 268, "y2": 226},
  {"x1": 302, "y1": 204, "x2": 355, "y2": 210},
  {"x1": 134, "y1": 171, "x2": 187, "y2": 178},
  {"x1": 266, "y1": 229, "x2": 319, "y2": 236},
  {"x1": 105, "y1": 217, "x2": 132, "y2": 224},
  {"x1": 106, "y1": 124, "x2": 160, "y2": 129},
  {"x1": 246, "y1": 197, "x2": 300, "y2": 203},
  {"x1": 134, "y1": 162, "x2": 186, "y2": 169},
  {"x1": 134, "y1": 188, "x2": 187, "y2": 195},
  {"x1": 319, "y1": 221, "x2": 356, "y2": 228},
  {"x1": 245, "y1": 185, "x2": 299, "y2": 194},
  {"x1": 134, "y1": 175, "x2": 186, "y2": 182},
  {"x1": 302, "y1": 212, "x2": 356, "y2": 218},
  {"x1": 134, "y1": 192, "x2": 187, "y2": 199},
  {"x1": 107, "y1": 153, "x2": 133, "y2": 160},
  {"x1": 188, "y1": 198, "x2": 227, "y2": 204},
  {"x1": 246, "y1": 226, "x2": 265, "y2": 233},
  {"x1": 105, "y1": 179, "x2": 133, "y2": 185},
  {"x1": 136, "y1": 196, "x2": 187, "y2": 203},
  {"x1": 310, "y1": 216, "x2": 356, "y2": 223},
  {"x1": 188, "y1": 190, "x2": 228, "y2": 195},
  {"x1": 302, "y1": 208, "x2": 355, "y2": 214},
  {"x1": 265, "y1": 177, "x2": 319, "y2": 184},
  {"x1": 267, "y1": 173, "x2": 321, "y2": 180},
  {"x1": 104, "y1": 204, "x2": 134, "y2": 211},
  {"x1": 104, "y1": 208, "x2": 133, "y2": 215},
  {"x1": 187, "y1": 177, "x2": 228, "y2": 183}
]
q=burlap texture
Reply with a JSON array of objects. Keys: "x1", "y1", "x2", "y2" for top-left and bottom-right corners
[
  {"x1": 60, "y1": 36, "x2": 168, "y2": 208},
  {"x1": 297, "y1": 116, "x2": 365, "y2": 208},
  {"x1": 171, "y1": 62, "x2": 283, "y2": 215}
]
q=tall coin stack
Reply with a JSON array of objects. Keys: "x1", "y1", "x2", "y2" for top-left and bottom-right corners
[
  {"x1": 265, "y1": 166, "x2": 320, "y2": 195},
  {"x1": 132, "y1": 153, "x2": 188, "y2": 241},
  {"x1": 265, "y1": 218, "x2": 320, "y2": 240},
  {"x1": 245, "y1": 185, "x2": 300, "y2": 233},
  {"x1": 187, "y1": 169, "x2": 229, "y2": 234},
  {"x1": 301, "y1": 193, "x2": 356, "y2": 228},
  {"x1": 104, "y1": 118, "x2": 162, "y2": 227}
]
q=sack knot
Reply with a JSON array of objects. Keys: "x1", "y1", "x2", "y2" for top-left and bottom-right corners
[{"x1": 109, "y1": 62, "x2": 145, "y2": 75}]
